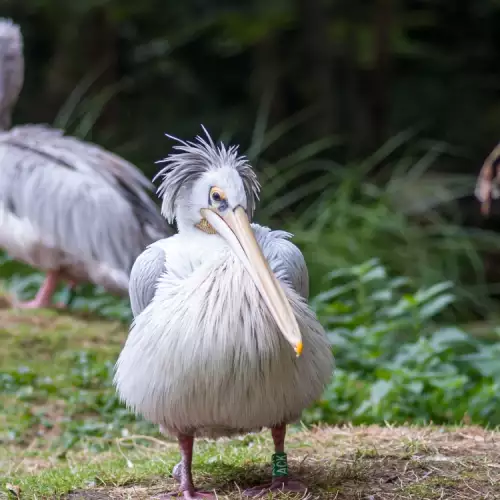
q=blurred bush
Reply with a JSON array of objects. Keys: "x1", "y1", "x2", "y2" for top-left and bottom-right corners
[
  {"x1": 306, "y1": 259, "x2": 500, "y2": 426},
  {"x1": 255, "y1": 129, "x2": 498, "y2": 320}
]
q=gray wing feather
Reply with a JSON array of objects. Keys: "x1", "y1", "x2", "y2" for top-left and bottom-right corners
[
  {"x1": 253, "y1": 225, "x2": 309, "y2": 300},
  {"x1": 0, "y1": 125, "x2": 172, "y2": 286},
  {"x1": 2, "y1": 125, "x2": 171, "y2": 236},
  {"x1": 129, "y1": 245, "x2": 166, "y2": 317}
]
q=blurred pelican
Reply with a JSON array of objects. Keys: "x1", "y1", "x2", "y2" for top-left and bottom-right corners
[
  {"x1": 114, "y1": 129, "x2": 334, "y2": 499},
  {"x1": 475, "y1": 142, "x2": 500, "y2": 216},
  {"x1": 0, "y1": 19, "x2": 172, "y2": 308}
]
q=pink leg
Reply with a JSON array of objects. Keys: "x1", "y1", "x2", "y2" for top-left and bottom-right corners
[
  {"x1": 13, "y1": 272, "x2": 60, "y2": 309},
  {"x1": 154, "y1": 434, "x2": 216, "y2": 500},
  {"x1": 243, "y1": 424, "x2": 307, "y2": 497}
]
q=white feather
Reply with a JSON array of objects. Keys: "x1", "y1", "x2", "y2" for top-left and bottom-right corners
[{"x1": 114, "y1": 225, "x2": 334, "y2": 438}]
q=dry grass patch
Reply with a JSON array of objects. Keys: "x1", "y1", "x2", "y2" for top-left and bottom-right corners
[{"x1": 2, "y1": 425, "x2": 498, "y2": 499}]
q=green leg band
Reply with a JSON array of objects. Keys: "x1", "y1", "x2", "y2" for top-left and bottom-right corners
[{"x1": 272, "y1": 452, "x2": 288, "y2": 477}]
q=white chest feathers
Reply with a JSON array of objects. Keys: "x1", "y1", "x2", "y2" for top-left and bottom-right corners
[{"x1": 114, "y1": 242, "x2": 334, "y2": 438}]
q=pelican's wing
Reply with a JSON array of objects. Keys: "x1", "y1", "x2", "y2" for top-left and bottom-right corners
[
  {"x1": 1, "y1": 124, "x2": 172, "y2": 241},
  {"x1": 129, "y1": 243, "x2": 168, "y2": 317},
  {"x1": 0, "y1": 125, "x2": 171, "y2": 286},
  {"x1": 253, "y1": 225, "x2": 309, "y2": 300}
]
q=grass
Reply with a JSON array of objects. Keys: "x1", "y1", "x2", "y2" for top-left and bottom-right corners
[{"x1": 0, "y1": 304, "x2": 499, "y2": 499}]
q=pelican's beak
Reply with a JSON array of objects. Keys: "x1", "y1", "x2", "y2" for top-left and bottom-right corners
[{"x1": 202, "y1": 206, "x2": 303, "y2": 357}]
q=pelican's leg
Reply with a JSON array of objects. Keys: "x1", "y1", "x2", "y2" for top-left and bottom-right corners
[
  {"x1": 155, "y1": 434, "x2": 215, "y2": 499},
  {"x1": 242, "y1": 424, "x2": 307, "y2": 497},
  {"x1": 13, "y1": 271, "x2": 60, "y2": 309}
]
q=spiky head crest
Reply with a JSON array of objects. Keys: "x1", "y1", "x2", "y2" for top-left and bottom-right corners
[
  {"x1": 154, "y1": 126, "x2": 260, "y2": 224},
  {"x1": 0, "y1": 18, "x2": 21, "y2": 48}
]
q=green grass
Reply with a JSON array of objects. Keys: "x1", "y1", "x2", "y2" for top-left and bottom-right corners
[{"x1": 1, "y1": 305, "x2": 499, "y2": 499}]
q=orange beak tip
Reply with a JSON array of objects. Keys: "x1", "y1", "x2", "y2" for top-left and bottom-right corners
[{"x1": 295, "y1": 341, "x2": 303, "y2": 357}]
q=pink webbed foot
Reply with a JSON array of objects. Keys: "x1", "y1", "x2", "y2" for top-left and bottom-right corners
[
  {"x1": 12, "y1": 296, "x2": 67, "y2": 310},
  {"x1": 243, "y1": 478, "x2": 308, "y2": 497},
  {"x1": 11, "y1": 272, "x2": 61, "y2": 310},
  {"x1": 12, "y1": 297, "x2": 53, "y2": 309},
  {"x1": 155, "y1": 460, "x2": 216, "y2": 498}
]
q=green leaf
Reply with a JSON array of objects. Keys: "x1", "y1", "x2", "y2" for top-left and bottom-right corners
[
  {"x1": 359, "y1": 265, "x2": 387, "y2": 283},
  {"x1": 419, "y1": 294, "x2": 455, "y2": 320},
  {"x1": 369, "y1": 380, "x2": 393, "y2": 405},
  {"x1": 415, "y1": 282, "x2": 455, "y2": 303},
  {"x1": 430, "y1": 328, "x2": 470, "y2": 349}
]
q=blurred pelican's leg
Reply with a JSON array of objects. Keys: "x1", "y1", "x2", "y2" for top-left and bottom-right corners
[{"x1": 13, "y1": 271, "x2": 59, "y2": 309}]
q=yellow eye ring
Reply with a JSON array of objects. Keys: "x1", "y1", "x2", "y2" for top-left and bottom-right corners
[{"x1": 210, "y1": 187, "x2": 226, "y2": 204}]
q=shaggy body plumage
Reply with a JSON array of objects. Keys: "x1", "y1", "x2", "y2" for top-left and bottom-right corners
[
  {"x1": 114, "y1": 130, "x2": 334, "y2": 499},
  {"x1": 0, "y1": 19, "x2": 172, "y2": 306},
  {"x1": 115, "y1": 227, "x2": 333, "y2": 438}
]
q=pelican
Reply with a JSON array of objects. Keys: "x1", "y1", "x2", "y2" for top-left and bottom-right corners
[
  {"x1": 114, "y1": 129, "x2": 334, "y2": 499},
  {"x1": 0, "y1": 19, "x2": 172, "y2": 308},
  {"x1": 475, "y1": 143, "x2": 500, "y2": 216}
]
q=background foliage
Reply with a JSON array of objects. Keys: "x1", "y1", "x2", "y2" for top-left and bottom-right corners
[
  {"x1": 4, "y1": 1, "x2": 500, "y2": 170},
  {"x1": 307, "y1": 259, "x2": 500, "y2": 426}
]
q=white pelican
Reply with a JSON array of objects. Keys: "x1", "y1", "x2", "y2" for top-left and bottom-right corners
[
  {"x1": 0, "y1": 19, "x2": 172, "y2": 308},
  {"x1": 114, "y1": 129, "x2": 334, "y2": 499}
]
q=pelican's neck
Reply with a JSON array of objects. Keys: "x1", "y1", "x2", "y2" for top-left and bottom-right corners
[
  {"x1": 175, "y1": 208, "x2": 219, "y2": 236},
  {"x1": 0, "y1": 31, "x2": 25, "y2": 132},
  {"x1": 174, "y1": 225, "x2": 231, "y2": 272}
]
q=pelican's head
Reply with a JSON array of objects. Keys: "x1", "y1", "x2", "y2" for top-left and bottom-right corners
[
  {"x1": 0, "y1": 19, "x2": 24, "y2": 130},
  {"x1": 155, "y1": 127, "x2": 303, "y2": 357}
]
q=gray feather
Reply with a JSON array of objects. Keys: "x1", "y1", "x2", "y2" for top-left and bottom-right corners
[
  {"x1": 154, "y1": 126, "x2": 260, "y2": 223},
  {"x1": 0, "y1": 19, "x2": 23, "y2": 130},
  {"x1": 129, "y1": 244, "x2": 166, "y2": 317},
  {"x1": 253, "y1": 225, "x2": 309, "y2": 300},
  {"x1": 0, "y1": 125, "x2": 173, "y2": 294}
]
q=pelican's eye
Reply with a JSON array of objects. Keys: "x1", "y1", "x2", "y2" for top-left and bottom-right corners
[{"x1": 209, "y1": 187, "x2": 227, "y2": 209}]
